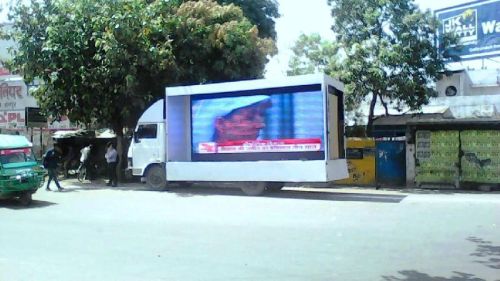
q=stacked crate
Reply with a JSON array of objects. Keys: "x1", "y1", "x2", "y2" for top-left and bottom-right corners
[
  {"x1": 415, "y1": 130, "x2": 459, "y2": 184},
  {"x1": 461, "y1": 130, "x2": 500, "y2": 184}
]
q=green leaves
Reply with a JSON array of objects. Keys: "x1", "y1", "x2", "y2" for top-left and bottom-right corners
[
  {"x1": 287, "y1": 33, "x2": 339, "y2": 76},
  {"x1": 216, "y1": 0, "x2": 279, "y2": 40},
  {"x1": 8, "y1": 0, "x2": 275, "y2": 133},
  {"x1": 171, "y1": 0, "x2": 275, "y2": 83}
]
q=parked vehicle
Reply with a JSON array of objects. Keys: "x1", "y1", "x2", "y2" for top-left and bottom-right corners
[
  {"x1": 0, "y1": 134, "x2": 45, "y2": 205},
  {"x1": 127, "y1": 74, "x2": 348, "y2": 195}
]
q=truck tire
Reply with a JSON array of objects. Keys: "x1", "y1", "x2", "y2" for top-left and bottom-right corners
[
  {"x1": 266, "y1": 182, "x2": 285, "y2": 192},
  {"x1": 19, "y1": 192, "x2": 32, "y2": 206},
  {"x1": 240, "y1": 182, "x2": 266, "y2": 196},
  {"x1": 146, "y1": 165, "x2": 166, "y2": 189}
]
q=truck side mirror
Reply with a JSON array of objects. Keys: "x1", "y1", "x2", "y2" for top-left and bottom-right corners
[{"x1": 134, "y1": 133, "x2": 141, "y2": 143}]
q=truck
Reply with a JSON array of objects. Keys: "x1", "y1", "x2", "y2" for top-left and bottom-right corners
[
  {"x1": 127, "y1": 74, "x2": 348, "y2": 195},
  {"x1": 0, "y1": 134, "x2": 45, "y2": 205}
]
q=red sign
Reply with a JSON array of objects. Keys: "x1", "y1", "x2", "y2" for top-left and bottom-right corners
[
  {"x1": 0, "y1": 68, "x2": 10, "y2": 76},
  {"x1": 0, "y1": 111, "x2": 25, "y2": 125},
  {"x1": 198, "y1": 138, "x2": 322, "y2": 154},
  {"x1": 0, "y1": 148, "x2": 31, "y2": 156}
]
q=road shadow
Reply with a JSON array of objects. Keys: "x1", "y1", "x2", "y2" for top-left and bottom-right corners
[
  {"x1": 61, "y1": 179, "x2": 406, "y2": 203},
  {"x1": 381, "y1": 270, "x2": 486, "y2": 281},
  {"x1": 167, "y1": 185, "x2": 406, "y2": 203},
  {"x1": 47, "y1": 188, "x2": 78, "y2": 193},
  {"x1": 0, "y1": 198, "x2": 56, "y2": 210},
  {"x1": 329, "y1": 183, "x2": 500, "y2": 195},
  {"x1": 61, "y1": 179, "x2": 152, "y2": 192},
  {"x1": 468, "y1": 236, "x2": 500, "y2": 270},
  {"x1": 381, "y1": 237, "x2": 500, "y2": 281},
  {"x1": 401, "y1": 189, "x2": 500, "y2": 195}
]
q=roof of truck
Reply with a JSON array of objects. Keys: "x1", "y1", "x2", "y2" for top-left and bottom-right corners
[
  {"x1": 138, "y1": 99, "x2": 164, "y2": 123},
  {"x1": 0, "y1": 134, "x2": 32, "y2": 149},
  {"x1": 165, "y1": 74, "x2": 344, "y2": 96}
]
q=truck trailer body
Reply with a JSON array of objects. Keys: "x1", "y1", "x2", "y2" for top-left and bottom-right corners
[{"x1": 128, "y1": 74, "x2": 348, "y2": 195}]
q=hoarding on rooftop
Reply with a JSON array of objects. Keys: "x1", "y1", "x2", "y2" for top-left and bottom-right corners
[{"x1": 436, "y1": 0, "x2": 500, "y2": 60}]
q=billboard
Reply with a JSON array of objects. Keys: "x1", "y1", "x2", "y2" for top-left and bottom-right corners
[
  {"x1": 190, "y1": 84, "x2": 326, "y2": 161},
  {"x1": 25, "y1": 107, "x2": 48, "y2": 128},
  {"x1": 436, "y1": 0, "x2": 500, "y2": 60},
  {"x1": 0, "y1": 78, "x2": 73, "y2": 129}
]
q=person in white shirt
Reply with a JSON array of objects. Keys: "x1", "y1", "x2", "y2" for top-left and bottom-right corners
[
  {"x1": 105, "y1": 142, "x2": 118, "y2": 187},
  {"x1": 78, "y1": 144, "x2": 92, "y2": 180}
]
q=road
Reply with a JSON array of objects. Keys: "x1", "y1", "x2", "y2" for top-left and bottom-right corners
[{"x1": 1, "y1": 180, "x2": 499, "y2": 281}]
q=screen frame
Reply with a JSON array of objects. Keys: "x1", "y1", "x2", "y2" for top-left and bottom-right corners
[{"x1": 190, "y1": 84, "x2": 326, "y2": 162}]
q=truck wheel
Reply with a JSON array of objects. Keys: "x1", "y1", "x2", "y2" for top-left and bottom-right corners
[
  {"x1": 146, "y1": 165, "x2": 166, "y2": 189},
  {"x1": 240, "y1": 182, "x2": 266, "y2": 196},
  {"x1": 266, "y1": 182, "x2": 285, "y2": 192},
  {"x1": 19, "y1": 192, "x2": 32, "y2": 206}
]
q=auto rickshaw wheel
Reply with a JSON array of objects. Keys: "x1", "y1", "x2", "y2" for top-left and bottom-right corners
[{"x1": 19, "y1": 192, "x2": 32, "y2": 206}]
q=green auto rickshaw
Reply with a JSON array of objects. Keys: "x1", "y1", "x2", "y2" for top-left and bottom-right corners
[{"x1": 0, "y1": 134, "x2": 45, "y2": 205}]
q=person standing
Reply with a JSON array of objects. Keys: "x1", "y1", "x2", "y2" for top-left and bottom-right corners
[
  {"x1": 105, "y1": 142, "x2": 118, "y2": 187},
  {"x1": 78, "y1": 144, "x2": 93, "y2": 180},
  {"x1": 43, "y1": 146, "x2": 63, "y2": 191}
]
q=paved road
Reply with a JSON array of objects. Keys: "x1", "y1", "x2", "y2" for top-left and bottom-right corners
[{"x1": 1, "y1": 180, "x2": 499, "y2": 281}]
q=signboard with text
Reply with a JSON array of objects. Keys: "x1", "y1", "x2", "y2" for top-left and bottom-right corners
[
  {"x1": 25, "y1": 107, "x2": 48, "y2": 128},
  {"x1": 436, "y1": 0, "x2": 500, "y2": 60},
  {"x1": 0, "y1": 76, "x2": 74, "y2": 129},
  {"x1": 0, "y1": 79, "x2": 34, "y2": 128}
]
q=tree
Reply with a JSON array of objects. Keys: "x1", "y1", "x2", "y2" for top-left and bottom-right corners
[
  {"x1": 288, "y1": 0, "x2": 457, "y2": 134},
  {"x1": 6, "y1": 0, "x2": 275, "y2": 178},
  {"x1": 287, "y1": 33, "x2": 337, "y2": 76},
  {"x1": 169, "y1": 0, "x2": 276, "y2": 84},
  {"x1": 330, "y1": 0, "x2": 462, "y2": 133},
  {"x1": 216, "y1": 0, "x2": 280, "y2": 40}
]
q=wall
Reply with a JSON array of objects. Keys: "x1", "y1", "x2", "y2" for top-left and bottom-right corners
[
  {"x1": 406, "y1": 137, "x2": 416, "y2": 187},
  {"x1": 436, "y1": 70, "x2": 500, "y2": 97}
]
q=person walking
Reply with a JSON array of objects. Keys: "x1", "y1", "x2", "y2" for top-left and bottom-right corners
[
  {"x1": 105, "y1": 142, "x2": 118, "y2": 187},
  {"x1": 43, "y1": 145, "x2": 63, "y2": 191}
]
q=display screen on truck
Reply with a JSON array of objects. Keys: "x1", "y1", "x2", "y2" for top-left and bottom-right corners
[{"x1": 191, "y1": 84, "x2": 326, "y2": 161}]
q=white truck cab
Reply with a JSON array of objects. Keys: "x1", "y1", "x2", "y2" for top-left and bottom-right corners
[{"x1": 127, "y1": 100, "x2": 167, "y2": 185}]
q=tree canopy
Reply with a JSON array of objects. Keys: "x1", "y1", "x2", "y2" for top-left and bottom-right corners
[
  {"x1": 288, "y1": 0, "x2": 457, "y2": 133},
  {"x1": 216, "y1": 0, "x2": 280, "y2": 40},
  {"x1": 287, "y1": 33, "x2": 337, "y2": 76},
  {"x1": 6, "y1": 0, "x2": 276, "y2": 133}
]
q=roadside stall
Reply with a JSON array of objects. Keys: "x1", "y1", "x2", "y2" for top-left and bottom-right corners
[
  {"x1": 334, "y1": 138, "x2": 376, "y2": 186},
  {"x1": 408, "y1": 117, "x2": 500, "y2": 190},
  {"x1": 52, "y1": 129, "x2": 116, "y2": 179}
]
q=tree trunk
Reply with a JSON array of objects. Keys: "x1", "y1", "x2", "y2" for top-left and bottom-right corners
[
  {"x1": 114, "y1": 128, "x2": 125, "y2": 182},
  {"x1": 366, "y1": 92, "x2": 378, "y2": 137},
  {"x1": 379, "y1": 95, "x2": 389, "y2": 116}
]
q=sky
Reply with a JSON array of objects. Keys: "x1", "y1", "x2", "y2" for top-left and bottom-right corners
[{"x1": 1, "y1": 0, "x2": 496, "y2": 75}]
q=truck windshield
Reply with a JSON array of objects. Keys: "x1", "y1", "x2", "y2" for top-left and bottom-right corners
[{"x1": 0, "y1": 148, "x2": 36, "y2": 165}]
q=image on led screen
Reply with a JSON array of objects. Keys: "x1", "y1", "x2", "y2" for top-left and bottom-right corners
[{"x1": 191, "y1": 86, "x2": 326, "y2": 161}]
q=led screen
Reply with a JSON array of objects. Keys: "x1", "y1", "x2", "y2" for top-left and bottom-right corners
[{"x1": 191, "y1": 84, "x2": 326, "y2": 161}]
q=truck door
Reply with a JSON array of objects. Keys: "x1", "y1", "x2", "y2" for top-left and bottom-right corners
[
  {"x1": 132, "y1": 123, "x2": 161, "y2": 176},
  {"x1": 327, "y1": 85, "x2": 345, "y2": 159}
]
